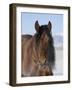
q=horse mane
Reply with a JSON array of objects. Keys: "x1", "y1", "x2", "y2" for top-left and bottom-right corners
[{"x1": 47, "y1": 34, "x2": 55, "y2": 68}]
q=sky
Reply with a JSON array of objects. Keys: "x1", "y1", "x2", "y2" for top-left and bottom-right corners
[{"x1": 21, "y1": 12, "x2": 63, "y2": 36}]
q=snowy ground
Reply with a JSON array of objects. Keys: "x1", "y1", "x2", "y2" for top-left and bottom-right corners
[{"x1": 53, "y1": 48, "x2": 63, "y2": 75}]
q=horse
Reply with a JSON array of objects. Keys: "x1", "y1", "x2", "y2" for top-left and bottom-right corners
[{"x1": 21, "y1": 20, "x2": 55, "y2": 76}]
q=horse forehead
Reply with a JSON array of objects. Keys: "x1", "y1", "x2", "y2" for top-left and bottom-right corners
[
  {"x1": 39, "y1": 25, "x2": 48, "y2": 33},
  {"x1": 40, "y1": 25, "x2": 48, "y2": 29}
]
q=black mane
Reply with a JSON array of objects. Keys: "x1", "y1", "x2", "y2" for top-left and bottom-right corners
[{"x1": 47, "y1": 34, "x2": 55, "y2": 68}]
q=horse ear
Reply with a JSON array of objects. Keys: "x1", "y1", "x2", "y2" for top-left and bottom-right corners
[
  {"x1": 48, "y1": 21, "x2": 52, "y2": 31},
  {"x1": 35, "y1": 20, "x2": 40, "y2": 32}
]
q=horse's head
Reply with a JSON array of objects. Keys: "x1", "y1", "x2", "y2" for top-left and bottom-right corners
[{"x1": 34, "y1": 20, "x2": 55, "y2": 67}]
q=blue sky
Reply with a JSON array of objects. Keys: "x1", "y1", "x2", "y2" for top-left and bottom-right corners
[{"x1": 21, "y1": 12, "x2": 63, "y2": 36}]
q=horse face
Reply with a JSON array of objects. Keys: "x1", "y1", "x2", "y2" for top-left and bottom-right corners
[{"x1": 35, "y1": 21, "x2": 55, "y2": 68}]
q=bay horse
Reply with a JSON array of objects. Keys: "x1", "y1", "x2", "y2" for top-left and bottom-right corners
[{"x1": 21, "y1": 21, "x2": 55, "y2": 76}]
